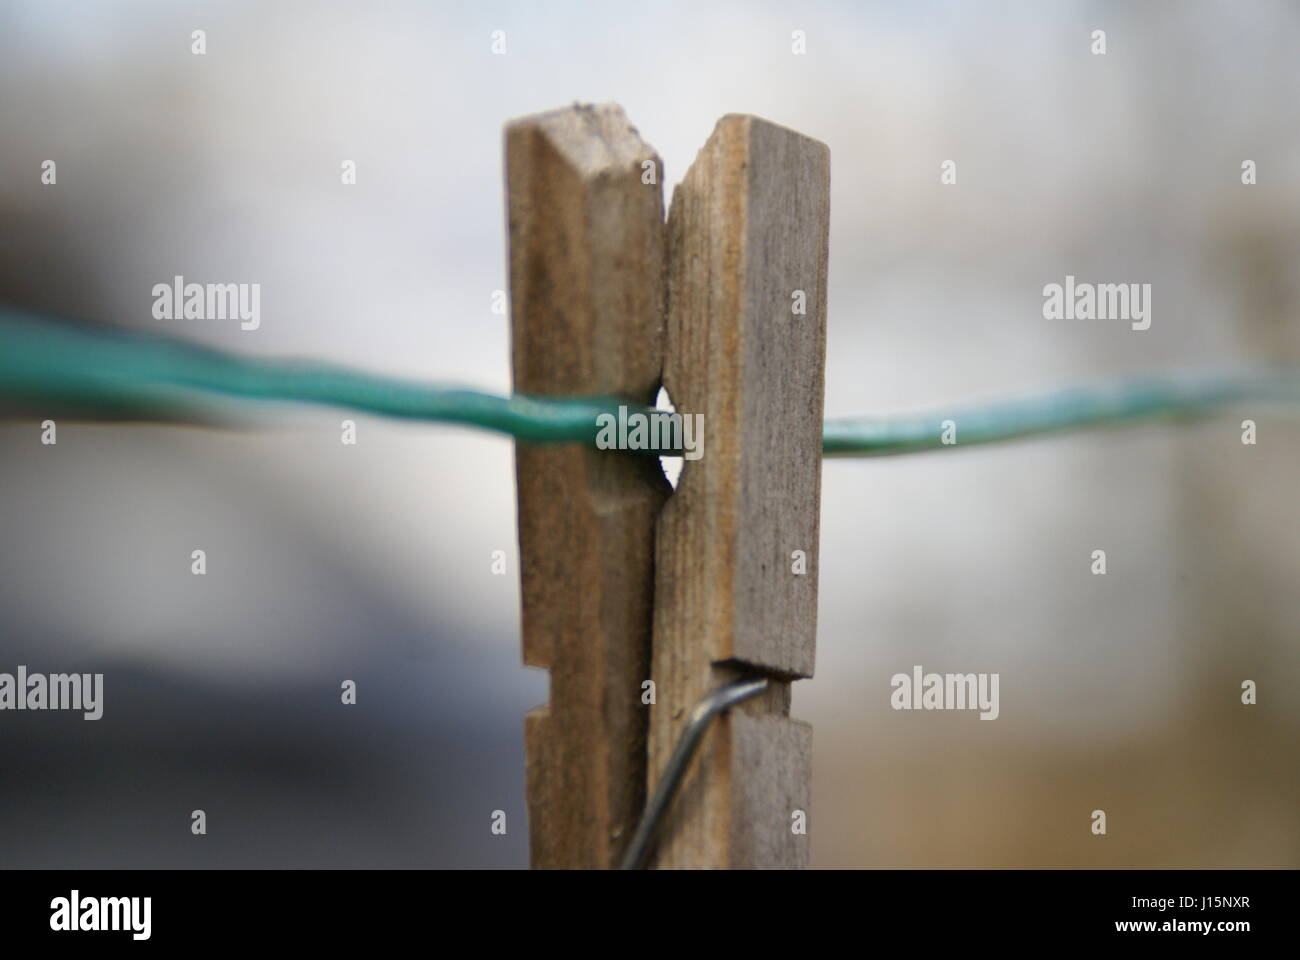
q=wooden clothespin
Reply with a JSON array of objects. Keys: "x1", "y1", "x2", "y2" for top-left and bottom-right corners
[
  {"x1": 506, "y1": 104, "x2": 668, "y2": 870},
  {"x1": 507, "y1": 104, "x2": 829, "y2": 869},
  {"x1": 649, "y1": 114, "x2": 829, "y2": 869}
]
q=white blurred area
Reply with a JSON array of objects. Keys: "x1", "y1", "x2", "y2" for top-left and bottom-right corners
[{"x1": 0, "y1": 0, "x2": 1296, "y2": 867}]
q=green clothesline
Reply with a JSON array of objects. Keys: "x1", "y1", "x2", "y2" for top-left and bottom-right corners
[{"x1": 2, "y1": 305, "x2": 1298, "y2": 456}]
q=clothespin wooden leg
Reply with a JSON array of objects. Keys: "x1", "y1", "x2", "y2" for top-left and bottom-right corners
[
  {"x1": 506, "y1": 104, "x2": 669, "y2": 869},
  {"x1": 648, "y1": 115, "x2": 830, "y2": 869}
]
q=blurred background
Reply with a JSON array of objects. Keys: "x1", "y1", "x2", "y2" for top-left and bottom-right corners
[{"x1": 0, "y1": 0, "x2": 1296, "y2": 868}]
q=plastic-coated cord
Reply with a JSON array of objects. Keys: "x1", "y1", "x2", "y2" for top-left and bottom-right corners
[
  {"x1": 3, "y1": 306, "x2": 1298, "y2": 456},
  {"x1": 0, "y1": 307, "x2": 622, "y2": 442},
  {"x1": 822, "y1": 371, "x2": 1300, "y2": 456}
]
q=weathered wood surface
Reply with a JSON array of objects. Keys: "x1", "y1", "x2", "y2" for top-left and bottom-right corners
[
  {"x1": 648, "y1": 114, "x2": 829, "y2": 868},
  {"x1": 506, "y1": 103, "x2": 669, "y2": 869}
]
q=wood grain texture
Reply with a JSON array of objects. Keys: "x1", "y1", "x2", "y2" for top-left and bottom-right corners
[
  {"x1": 649, "y1": 114, "x2": 829, "y2": 869},
  {"x1": 506, "y1": 103, "x2": 669, "y2": 869}
]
